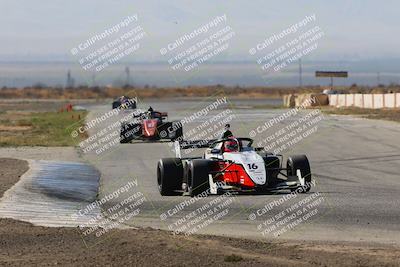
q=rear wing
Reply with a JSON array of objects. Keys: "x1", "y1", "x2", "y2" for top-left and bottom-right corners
[
  {"x1": 174, "y1": 139, "x2": 216, "y2": 158},
  {"x1": 132, "y1": 110, "x2": 167, "y2": 119}
]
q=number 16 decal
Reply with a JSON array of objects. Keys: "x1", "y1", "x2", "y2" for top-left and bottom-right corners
[{"x1": 247, "y1": 163, "x2": 258, "y2": 170}]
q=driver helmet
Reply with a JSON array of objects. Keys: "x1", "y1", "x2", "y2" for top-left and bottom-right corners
[
  {"x1": 120, "y1": 96, "x2": 127, "y2": 102},
  {"x1": 224, "y1": 137, "x2": 239, "y2": 152}
]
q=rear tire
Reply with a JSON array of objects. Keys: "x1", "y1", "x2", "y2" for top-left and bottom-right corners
[
  {"x1": 287, "y1": 155, "x2": 312, "y2": 193},
  {"x1": 171, "y1": 121, "x2": 183, "y2": 142},
  {"x1": 188, "y1": 160, "x2": 210, "y2": 197},
  {"x1": 130, "y1": 100, "x2": 137, "y2": 109},
  {"x1": 157, "y1": 158, "x2": 183, "y2": 196},
  {"x1": 171, "y1": 126, "x2": 183, "y2": 142},
  {"x1": 112, "y1": 101, "x2": 120, "y2": 109}
]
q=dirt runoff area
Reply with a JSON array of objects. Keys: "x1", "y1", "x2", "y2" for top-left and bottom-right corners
[{"x1": 0, "y1": 158, "x2": 399, "y2": 267}]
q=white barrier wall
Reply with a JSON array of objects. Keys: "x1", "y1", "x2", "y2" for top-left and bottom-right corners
[
  {"x1": 375, "y1": 94, "x2": 384, "y2": 108},
  {"x1": 345, "y1": 94, "x2": 354, "y2": 106},
  {"x1": 329, "y1": 94, "x2": 338, "y2": 106},
  {"x1": 398, "y1": 93, "x2": 400, "y2": 108},
  {"x1": 329, "y1": 93, "x2": 399, "y2": 109},
  {"x1": 385, "y1": 94, "x2": 395, "y2": 108},
  {"x1": 364, "y1": 94, "x2": 373, "y2": 108},
  {"x1": 354, "y1": 94, "x2": 363, "y2": 107}
]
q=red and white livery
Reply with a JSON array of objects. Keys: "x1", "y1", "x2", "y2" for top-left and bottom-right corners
[{"x1": 157, "y1": 137, "x2": 312, "y2": 197}]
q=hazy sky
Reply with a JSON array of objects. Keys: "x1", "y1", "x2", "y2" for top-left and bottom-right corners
[{"x1": 1, "y1": 0, "x2": 399, "y2": 61}]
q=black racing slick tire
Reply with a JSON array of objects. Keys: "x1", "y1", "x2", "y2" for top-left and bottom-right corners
[
  {"x1": 112, "y1": 101, "x2": 120, "y2": 109},
  {"x1": 171, "y1": 125, "x2": 183, "y2": 142},
  {"x1": 188, "y1": 160, "x2": 210, "y2": 197},
  {"x1": 130, "y1": 100, "x2": 137, "y2": 109},
  {"x1": 120, "y1": 123, "x2": 129, "y2": 143},
  {"x1": 157, "y1": 158, "x2": 183, "y2": 196},
  {"x1": 287, "y1": 155, "x2": 312, "y2": 193}
]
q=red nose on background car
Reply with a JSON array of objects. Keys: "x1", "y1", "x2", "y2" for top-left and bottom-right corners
[{"x1": 120, "y1": 109, "x2": 183, "y2": 143}]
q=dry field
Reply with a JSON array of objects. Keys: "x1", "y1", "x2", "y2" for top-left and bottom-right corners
[
  {"x1": 0, "y1": 101, "x2": 87, "y2": 146},
  {"x1": 1, "y1": 85, "x2": 399, "y2": 100}
]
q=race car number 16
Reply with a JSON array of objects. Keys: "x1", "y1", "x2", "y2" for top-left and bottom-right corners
[{"x1": 247, "y1": 163, "x2": 258, "y2": 170}]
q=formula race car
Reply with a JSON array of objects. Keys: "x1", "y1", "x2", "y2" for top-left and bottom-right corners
[
  {"x1": 120, "y1": 110, "x2": 183, "y2": 143},
  {"x1": 112, "y1": 96, "x2": 137, "y2": 109},
  {"x1": 157, "y1": 137, "x2": 312, "y2": 196}
]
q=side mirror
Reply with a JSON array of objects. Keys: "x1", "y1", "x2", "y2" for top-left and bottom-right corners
[{"x1": 211, "y1": 148, "x2": 221, "y2": 154}]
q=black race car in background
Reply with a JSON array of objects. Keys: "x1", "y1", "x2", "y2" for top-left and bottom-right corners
[
  {"x1": 120, "y1": 109, "x2": 183, "y2": 143},
  {"x1": 112, "y1": 96, "x2": 137, "y2": 109}
]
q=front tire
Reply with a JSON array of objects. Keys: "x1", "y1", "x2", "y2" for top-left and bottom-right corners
[
  {"x1": 287, "y1": 155, "x2": 311, "y2": 193},
  {"x1": 188, "y1": 160, "x2": 210, "y2": 197},
  {"x1": 157, "y1": 158, "x2": 183, "y2": 196}
]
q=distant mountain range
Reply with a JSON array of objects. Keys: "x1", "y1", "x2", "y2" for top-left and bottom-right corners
[{"x1": 0, "y1": 60, "x2": 398, "y2": 88}]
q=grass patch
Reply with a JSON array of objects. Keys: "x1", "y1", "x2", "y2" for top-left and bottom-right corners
[
  {"x1": 0, "y1": 111, "x2": 87, "y2": 146},
  {"x1": 224, "y1": 254, "x2": 243, "y2": 262},
  {"x1": 322, "y1": 107, "x2": 400, "y2": 122}
]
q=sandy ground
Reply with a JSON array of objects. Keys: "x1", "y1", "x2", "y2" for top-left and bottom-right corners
[
  {"x1": 1, "y1": 159, "x2": 400, "y2": 267},
  {"x1": 0, "y1": 158, "x2": 28, "y2": 197}
]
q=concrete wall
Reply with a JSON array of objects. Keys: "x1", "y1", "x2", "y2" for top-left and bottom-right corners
[
  {"x1": 364, "y1": 94, "x2": 374, "y2": 109},
  {"x1": 384, "y1": 93, "x2": 396, "y2": 108},
  {"x1": 328, "y1": 93, "x2": 400, "y2": 109},
  {"x1": 354, "y1": 94, "x2": 363, "y2": 107},
  {"x1": 284, "y1": 93, "x2": 399, "y2": 109}
]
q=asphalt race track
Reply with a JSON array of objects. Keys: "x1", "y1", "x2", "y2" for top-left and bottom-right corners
[{"x1": 83, "y1": 99, "x2": 400, "y2": 244}]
